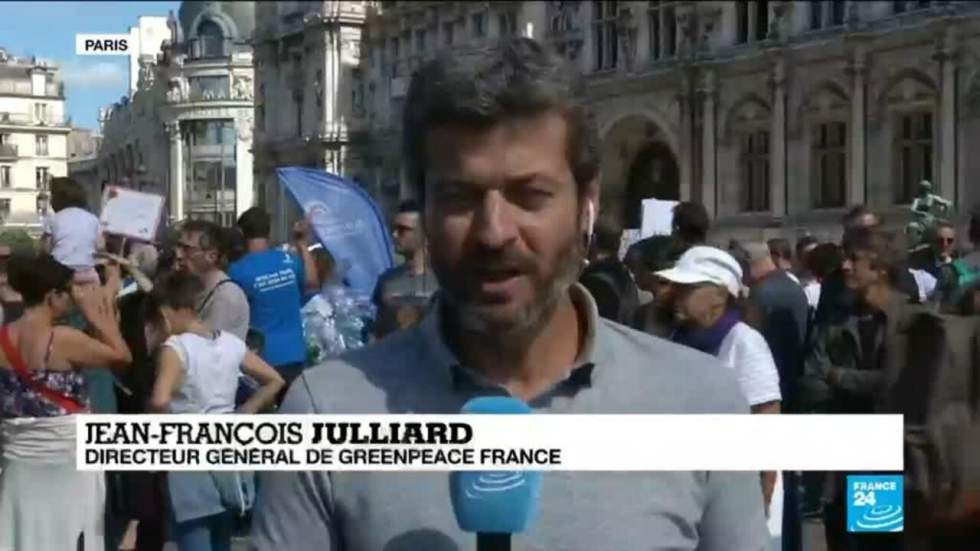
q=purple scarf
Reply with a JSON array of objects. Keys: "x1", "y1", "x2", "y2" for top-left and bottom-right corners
[{"x1": 672, "y1": 309, "x2": 741, "y2": 357}]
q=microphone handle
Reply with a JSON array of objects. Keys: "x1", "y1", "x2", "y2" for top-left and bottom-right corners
[{"x1": 476, "y1": 532, "x2": 511, "y2": 551}]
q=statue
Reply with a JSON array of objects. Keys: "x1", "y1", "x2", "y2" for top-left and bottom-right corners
[
  {"x1": 166, "y1": 76, "x2": 188, "y2": 103},
  {"x1": 233, "y1": 75, "x2": 253, "y2": 100},
  {"x1": 906, "y1": 180, "x2": 952, "y2": 246}
]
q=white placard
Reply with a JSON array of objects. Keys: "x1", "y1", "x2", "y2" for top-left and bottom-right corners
[
  {"x1": 99, "y1": 186, "x2": 165, "y2": 241},
  {"x1": 77, "y1": 414, "x2": 904, "y2": 472},
  {"x1": 640, "y1": 199, "x2": 678, "y2": 238}
]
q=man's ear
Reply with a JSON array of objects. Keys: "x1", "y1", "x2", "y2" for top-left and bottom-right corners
[{"x1": 580, "y1": 177, "x2": 600, "y2": 236}]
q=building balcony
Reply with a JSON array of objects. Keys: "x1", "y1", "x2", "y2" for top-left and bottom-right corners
[
  {"x1": 0, "y1": 112, "x2": 67, "y2": 128},
  {"x1": 0, "y1": 143, "x2": 17, "y2": 160}
]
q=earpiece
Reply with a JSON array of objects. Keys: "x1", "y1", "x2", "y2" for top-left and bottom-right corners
[{"x1": 584, "y1": 200, "x2": 596, "y2": 252}]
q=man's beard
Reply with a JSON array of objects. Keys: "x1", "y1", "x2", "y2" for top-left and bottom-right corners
[{"x1": 439, "y1": 234, "x2": 585, "y2": 339}]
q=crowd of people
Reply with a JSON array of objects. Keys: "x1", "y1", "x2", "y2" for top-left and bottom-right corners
[
  {"x1": 1, "y1": 35, "x2": 979, "y2": 551},
  {"x1": 0, "y1": 174, "x2": 439, "y2": 550}
]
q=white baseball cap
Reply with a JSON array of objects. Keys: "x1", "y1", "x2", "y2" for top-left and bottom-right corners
[{"x1": 654, "y1": 246, "x2": 745, "y2": 298}]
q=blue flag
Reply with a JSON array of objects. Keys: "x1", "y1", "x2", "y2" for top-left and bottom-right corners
[{"x1": 278, "y1": 167, "x2": 394, "y2": 299}]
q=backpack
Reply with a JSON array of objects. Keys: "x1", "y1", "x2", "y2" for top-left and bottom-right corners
[
  {"x1": 580, "y1": 266, "x2": 638, "y2": 325},
  {"x1": 893, "y1": 312, "x2": 980, "y2": 528}
]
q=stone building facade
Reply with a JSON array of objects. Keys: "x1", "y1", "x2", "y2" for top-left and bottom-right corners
[
  {"x1": 0, "y1": 48, "x2": 69, "y2": 234},
  {"x1": 95, "y1": 1, "x2": 255, "y2": 225},
  {"x1": 332, "y1": 0, "x2": 980, "y2": 243},
  {"x1": 252, "y1": 1, "x2": 370, "y2": 240}
]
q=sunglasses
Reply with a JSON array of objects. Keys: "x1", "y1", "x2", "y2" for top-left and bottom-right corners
[{"x1": 939, "y1": 237, "x2": 955, "y2": 245}]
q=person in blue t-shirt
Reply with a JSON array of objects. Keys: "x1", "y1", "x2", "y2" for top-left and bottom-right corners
[{"x1": 230, "y1": 207, "x2": 319, "y2": 388}]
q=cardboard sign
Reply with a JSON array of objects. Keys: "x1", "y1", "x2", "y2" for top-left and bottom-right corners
[
  {"x1": 99, "y1": 186, "x2": 165, "y2": 241},
  {"x1": 640, "y1": 199, "x2": 678, "y2": 238}
]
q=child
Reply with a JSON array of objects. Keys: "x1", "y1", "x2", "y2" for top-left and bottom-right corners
[
  {"x1": 42, "y1": 177, "x2": 104, "y2": 285},
  {"x1": 146, "y1": 272, "x2": 284, "y2": 551}
]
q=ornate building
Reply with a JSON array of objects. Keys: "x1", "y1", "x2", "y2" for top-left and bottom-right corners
[
  {"x1": 252, "y1": 1, "x2": 370, "y2": 240},
  {"x1": 0, "y1": 48, "x2": 69, "y2": 235},
  {"x1": 323, "y1": 0, "x2": 979, "y2": 243},
  {"x1": 95, "y1": 1, "x2": 255, "y2": 225}
]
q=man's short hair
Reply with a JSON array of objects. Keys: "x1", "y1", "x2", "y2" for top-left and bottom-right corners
[
  {"x1": 846, "y1": 228, "x2": 909, "y2": 285},
  {"x1": 806, "y1": 243, "x2": 843, "y2": 280},
  {"x1": 398, "y1": 200, "x2": 420, "y2": 214},
  {"x1": 672, "y1": 202, "x2": 709, "y2": 244},
  {"x1": 767, "y1": 238, "x2": 793, "y2": 262},
  {"x1": 181, "y1": 219, "x2": 225, "y2": 254},
  {"x1": 843, "y1": 205, "x2": 881, "y2": 229},
  {"x1": 626, "y1": 235, "x2": 688, "y2": 273},
  {"x1": 403, "y1": 37, "x2": 598, "y2": 202},
  {"x1": 592, "y1": 218, "x2": 622, "y2": 255},
  {"x1": 237, "y1": 207, "x2": 271, "y2": 240},
  {"x1": 795, "y1": 235, "x2": 818, "y2": 258}
]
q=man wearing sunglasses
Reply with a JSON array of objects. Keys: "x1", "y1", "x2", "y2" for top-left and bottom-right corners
[{"x1": 372, "y1": 200, "x2": 439, "y2": 337}]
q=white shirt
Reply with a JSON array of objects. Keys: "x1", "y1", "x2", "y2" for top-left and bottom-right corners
[
  {"x1": 163, "y1": 331, "x2": 246, "y2": 415},
  {"x1": 42, "y1": 207, "x2": 101, "y2": 269},
  {"x1": 909, "y1": 268, "x2": 937, "y2": 303},
  {"x1": 803, "y1": 280, "x2": 822, "y2": 309},
  {"x1": 716, "y1": 321, "x2": 782, "y2": 407}
]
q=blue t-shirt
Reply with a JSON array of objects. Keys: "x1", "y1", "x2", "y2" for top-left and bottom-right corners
[{"x1": 230, "y1": 249, "x2": 306, "y2": 368}]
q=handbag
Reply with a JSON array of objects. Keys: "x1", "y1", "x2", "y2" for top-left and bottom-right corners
[{"x1": 209, "y1": 470, "x2": 255, "y2": 516}]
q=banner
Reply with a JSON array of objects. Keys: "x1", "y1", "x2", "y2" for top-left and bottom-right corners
[
  {"x1": 77, "y1": 414, "x2": 903, "y2": 472},
  {"x1": 278, "y1": 167, "x2": 394, "y2": 298}
]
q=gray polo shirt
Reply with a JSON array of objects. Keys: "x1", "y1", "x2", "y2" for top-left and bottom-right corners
[{"x1": 253, "y1": 284, "x2": 769, "y2": 551}]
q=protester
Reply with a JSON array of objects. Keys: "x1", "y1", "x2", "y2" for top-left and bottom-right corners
[
  {"x1": 0, "y1": 252, "x2": 131, "y2": 551},
  {"x1": 372, "y1": 200, "x2": 439, "y2": 337},
  {"x1": 672, "y1": 201, "x2": 710, "y2": 248},
  {"x1": 175, "y1": 220, "x2": 250, "y2": 341},
  {"x1": 627, "y1": 235, "x2": 689, "y2": 338},
  {"x1": 802, "y1": 228, "x2": 925, "y2": 551},
  {"x1": 230, "y1": 208, "x2": 318, "y2": 386},
  {"x1": 743, "y1": 241, "x2": 809, "y2": 551},
  {"x1": 794, "y1": 236, "x2": 821, "y2": 310},
  {"x1": 579, "y1": 217, "x2": 638, "y2": 324},
  {"x1": 767, "y1": 238, "x2": 798, "y2": 284},
  {"x1": 146, "y1": 271, "x2": 284, "y2": 551},
  {"x1": 109, "y1": 243, "x2": 166, "y2": 551},
  {"x1": 254, "y1": 36, "x2": 769, "y2": 550},
  {"x1": 743, "y1": 242, "x2": 808, "y2": 408},
  {"x1": 813, "y1": 206, "x2": 919, "y2": 327},
  {"x1": 653, "y1": 246, "x2": 783, "y2": 546},
  {"x1": 933, "y1": 221, "x2": 957, "y2": 265},
  {"x1": 41, "y1": 177, "x2": 104, "y2": 285}
]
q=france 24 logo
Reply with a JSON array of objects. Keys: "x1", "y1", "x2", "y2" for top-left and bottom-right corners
[{"x1": 846, "y1": 475, "x2": 904, "y2": 533}]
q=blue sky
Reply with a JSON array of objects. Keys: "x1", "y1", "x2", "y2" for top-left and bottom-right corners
[{"x1": 1, "y1": 1, "x2": 180, "y2": 131}]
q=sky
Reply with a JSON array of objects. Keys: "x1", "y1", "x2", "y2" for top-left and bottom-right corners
[{"x1": 1, "y1": 1, "x2": 180, "y2": 131}]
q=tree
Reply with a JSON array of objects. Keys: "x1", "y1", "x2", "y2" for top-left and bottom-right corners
[{"x1": 0, "y1": 229, "x2": 35, "y2": 252}]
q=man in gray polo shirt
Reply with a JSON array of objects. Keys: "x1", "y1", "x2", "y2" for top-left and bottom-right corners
[{"x1": 253, "y1": 37, "x2": 769, "y2": 551}]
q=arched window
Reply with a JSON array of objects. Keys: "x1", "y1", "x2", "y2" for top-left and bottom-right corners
[{"x1": 198, "y1": 20, "x2": 225, "y2": 58}]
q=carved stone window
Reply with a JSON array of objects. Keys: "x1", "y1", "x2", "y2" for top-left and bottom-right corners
[
  {"x1": 735, "y1": 1, "x2": 769, "y2": 44},
  {"x1": 593, "y1": 1, "x2": 619, "y2": 71},
  {"x1": 810, "y1": 1, "x2": 847, "y2": 30},
  {"x1": 894, "y1": 112, "x2": 933, "y2": 204},
  {"x1": 812, "y1": 121, "x2": 847, "y2": 208},
  {"x1": 648, "y1": 1, "x2": 678, "y2": 61},
  {"x1": 740, "y1": 130, "x2": 770, "y2": 212}
]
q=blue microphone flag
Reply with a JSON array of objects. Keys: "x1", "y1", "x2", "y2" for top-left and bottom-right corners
[{"x1": 450, "y1": 397, "x2": 541, "y2": 534}]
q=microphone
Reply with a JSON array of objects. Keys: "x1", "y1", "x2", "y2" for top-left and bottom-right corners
[{"x1": 450, "y1": 397, "x2": 541, "y2": 551}]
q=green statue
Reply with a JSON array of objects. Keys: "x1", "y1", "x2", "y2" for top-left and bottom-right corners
[{"x1": 906, "y1": 180, "x2": 952, "y2": 246}]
